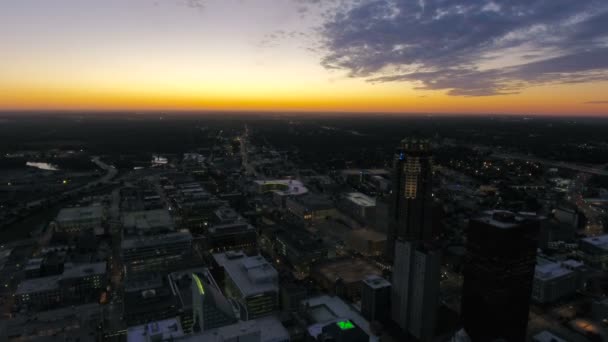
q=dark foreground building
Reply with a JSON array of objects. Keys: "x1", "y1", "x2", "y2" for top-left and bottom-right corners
[{"x1": 462, "y1": 210, "x2": 541, "y2": 342}]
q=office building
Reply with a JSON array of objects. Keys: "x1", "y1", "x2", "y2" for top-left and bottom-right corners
[
  {"x1": 461, "y1": 210, "x2": 540, "y2": 342},
  {"x1": 532, "y1": 259, "x2": 586, "y2": 304},
  {"x1": 127, "y1": 318, "x2": 184, "y2": 342},
  {"x1": 286, "y1": 193, "x2": 336, "y2": 225},
  {"x1": 387, "y1": 138, "x2": 434, "y2": 260},
  {"x1": 123, "y1": 275, "x2": 179, "y2": 326},
  {"x1": 361, "y1": 275, "x2": 391, "y2": 323},
  {"x1": 181, "y1": 315, "x2": 289, "y2": 342},
  {"x1": 302, "y1": 295, "x2": 372, "y2": 340},
  {"x1": 207, "y1": 207, "x2": 257, "y2": 254},
  {"x1": 388, "y1": 138, "x2": 440, "y2": 342},
  {"x1": 122, "y1": 209, "x2": 175, "y2": 236},
  {"x1": 15, "y1": 262, "x2": 106, "y2": 310},
  {"x1": 212, "y1": 251, "x2": 279, "y2": 320},
  {"x1": 191, "y1": 271, "x2": 238, "y2": 331},
  {"x1": 341, "y1": 192, "x2": 376, "y2": 223},
  {"x1": 391, "y1": 241, "x2": 440, "y2": 341},
  {"x1": 275, "y1": 228, "x2": 327, "y2": 279},
  {"x1": 53, "y1": 205, "x2": 105, "y2": 235},
  {"x1": 122, "y1": 231, "x2": 192, "y2": 275},
  {"x1": 579, "y1": 234, "x2": 608, "y2": 270},
  {"x1": 312, "y1": 257, "x2": 383, "y2": 300}
]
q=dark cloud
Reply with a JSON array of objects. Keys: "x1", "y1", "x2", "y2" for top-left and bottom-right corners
[{"x1": 319, "y1": 0, "x2": 608, "y2": 96}]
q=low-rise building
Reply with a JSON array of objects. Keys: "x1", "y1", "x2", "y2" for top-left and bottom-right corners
[
  {"x1": 122, "y1": 231, "x2": 192, "y2": 275},
  {"x1": 181, "y1": 315, "x2": 289, "y2": 342},
  {"x1": 212, "y1": 251, "x2": 279, "y2": 320},
  {"x1": 286, "y1": 194, "x2": 336, "y2": 224},
  {"x1": 302, "y1": 295, "x2": 372, "y2": 341},
  {"x1": 53, "y1": 205, "x2": 105, "y2": 235},
  {"x1": 532, "y1": 259, "x2": 584, "y2": 303},
  {"x1": 341, "y1": 192, "x2": 376, "y2": 223},
  {"x1": 275, "y1": 228, "x2": 327, "y2": 279},
  {"x1": 15, "y1": 262, "x2": 106, "y2": 309},
  {"x1": 311, "y1": 257, "x2": 383, "y2": 300},
  {"x1": 207, "y1": 207, "x2": 257, "y2": 254},
  {"x1": 122, "y1": 209, "x2": 175, "y2": 235},
  {"x1": 579, "y1": 234, "x2": 608, "y2": 270}
]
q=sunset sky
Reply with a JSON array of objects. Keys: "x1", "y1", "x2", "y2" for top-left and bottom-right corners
[{"x1": 1, "y1": 0, "x2": 608, "y2": 115}]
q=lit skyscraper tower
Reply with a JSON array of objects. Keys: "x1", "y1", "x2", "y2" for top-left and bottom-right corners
[
  {"x1": 388, "y1": 138, "x2": 440, "y2": 342},
  {"x1": 387, "y1": 138, "x2": 434, "y2": 261}
]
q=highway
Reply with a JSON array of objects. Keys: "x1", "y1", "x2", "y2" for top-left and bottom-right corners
[{"x1": 491, "y1": 153, "x2": 608, "y2": 176}]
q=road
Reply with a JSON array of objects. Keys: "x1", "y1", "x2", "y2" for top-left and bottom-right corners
[
  {"x1": 24, "y1": 156, "x2": 118, "y2": 209},
  {"x1": 239, "y1": 125, "x2": 259, "y2": 178},
  {"x1": 492, "y1": 153, "x2": 608, "y2": 176},
  {"x1": 570, "y1": 173, "x2": 605, "y2": 236}
]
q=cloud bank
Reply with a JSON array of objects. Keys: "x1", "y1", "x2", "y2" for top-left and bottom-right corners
[{"x1": 319, "y1": 0, "x2": 608, "y2": 96}]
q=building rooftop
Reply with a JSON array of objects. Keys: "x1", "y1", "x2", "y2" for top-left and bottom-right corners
[
  {"x1": 6, "y1": 303, "x2": 102, "y2": 341},
  {"x1": 475, "y1": 210, "x2": 543, "y2": 229},
  {"x1": 314, "y1": 257, "x2": 382, "y2": 284},
  {"x1": 15, "y1": 275, "x2": 61, "y2": 294},
  {"x1": 349, "y1": 228, "x2": 386, "y2": 242},
  {"x1": 214, "y1": 207, "x2": 241, "y2": 223},
  {"x1": 302, "y1": 295, "x2": 372, "y2": 337},
  {"x1": 181, "y1": 315, "x2": 288, "y2": 342},
  {"x1": 56, "y1": 205, "x2": 103, "y2": 222},
  {"x1": 16, "y1": 262, "x2": 106, "y2": 295},
  {"x1": 293, "y1": 193, "x2": 335, "y2": 211},
  {"x1": 127, "y1": 318, "x2": 184, "y2": 342},
  {"x1": 532, "y1": 330, "x2": 567, "y2": 342},
  {"x1": 581, "y1": 234, "x2": 608, "y2": 250},
  {"x1": 254, "y1": 179, "x2": 308, "y2": 196},
  {"x1": 535, "y1": 262, "x2": 573, "y2": 281},
  {"x1": 123, "y1": 209, "x2": 174, "y2": 232},
  {"x1": 62, "y1": 262, "x2": 106, "y2": 279},
  {"x1": 345, "y1": 192, "x2": 376, "y2": 207},
  {"x1": 212, "y1": 251, "x2": 278, "y2": 298},
  {"x1": 362, "y1": 275, "x2": 391, "y2": 289},
  {"x1": 122, "y1": 231, "x2": 192, "y2": 250}
]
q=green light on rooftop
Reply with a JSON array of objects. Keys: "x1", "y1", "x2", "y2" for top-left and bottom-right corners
[
  {"x1": 336, "y1": 320, "x2": 355, "y2": 330},
  {"x1": 192, "y1": 273, "x2": 205, "y2": 295}
]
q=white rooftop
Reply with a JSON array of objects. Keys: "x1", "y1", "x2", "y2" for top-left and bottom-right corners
[
  {"x1": 212, "y1": 251, "x2": 278, "y2": 298},
  {"x1": 254, "y1": 179, "x2": 308, "y2": 196},
  {"x1": 302, "y1": 295, "x2": 371, "y2": 337},
  {"x1": 345, "y1": 192, "x2": 376, "y2": 207},
  {"x1": 181, "y1": 315, "x2": 288, "y2": 342},
  {"x1": 363, "y1": 275, "x2": 391, "y2": 289},
  {"x1": 581, "y1": 234, "x2": 608, "y2": 250}
]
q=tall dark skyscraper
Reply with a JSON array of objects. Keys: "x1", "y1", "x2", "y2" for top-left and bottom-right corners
[
  {"x1": 461, "y1": 210, "x2": 541, "y2": 342},
  {"x1": 388, "y1": 138, "x2": 439, "y2": 342},
  {"x1": 387, "y1": 138, "x2": 434, "y2": 261}
]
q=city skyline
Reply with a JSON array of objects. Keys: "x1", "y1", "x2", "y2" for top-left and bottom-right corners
[{"x1": 2, "y1": 0, "x2": 608, "y2": 116}]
